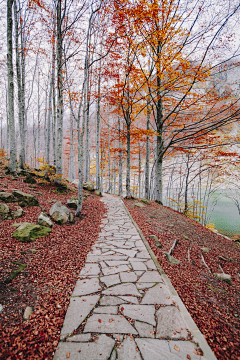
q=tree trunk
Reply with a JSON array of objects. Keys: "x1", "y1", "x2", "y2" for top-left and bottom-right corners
[
  {"x1": 46, "y1": 79, "x2": 53, "y2": 164},
  {"x1": 7, "y1": 0, "x2": 17, "y2": 173},
  {"x1": 56, "y1": 0, "x2": 63, "y2": 178},
  {"x1": 145, "y1": 103, "x2": 150, "y2": 199},
  {"x1": 14, "y1": 0, "x2": 25, "y2": 169},
  {"x1": 138, "y1": 141, "x2": 141, "y2": 198},
  {"x1": 126, "y1": 120, "x2": 131, "y2": 197},
  {"x1": 118, "y1": 117, "x2": 123, "y2": 196}
]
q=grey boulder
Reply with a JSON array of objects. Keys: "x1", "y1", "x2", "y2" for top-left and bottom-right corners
[
  {"x1": 49, "y1": 202, "x2": 70, "y2": 224},
  {"x1": 38, "y1": 212, "x2": 53, "y2": 228}
]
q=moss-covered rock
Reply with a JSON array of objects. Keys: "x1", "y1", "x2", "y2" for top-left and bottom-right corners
[
  {"x1": 83, "y1": 181, "x2": 94, "y2": 191},
  {"x1": 163, "y1": 252, "x2": 181, "y2": 265},
  {"x1": 0, "y1": 203, "x2": 12, "y2": 219},
  {"x1": 24, "y1": 175, "x2": 37, "y2": 184},
  {"x1": 4, "y1": 262, "x2": 26, "y2": 284},
  {"x1": 140, "y1": 199, "x2": 150, "y2": 205},
  {"x1": 13, "y1": 222, "x2": 52, "y2": 242},
  {"x1": 12, "y1": 190, "x2": 39, "y2": 206},
  {"x1": 50, "y1": 201, "x2": 70, "y2": 224},
  {"x1": 13, "y1": 208, "x2": 23, "y2": 219},
  {"x1": 38, "y1": 212, "x2": 53, "y2": 228},
  {"x1": 94, "y1": 190, "x2": 102, "y2": 196},
  {"x1": 214, "y1": 273, "x2": 232, "y2": 285},
  {"x1": 133, "y1": 202, "x2": 145, "y2": 208},
  {"x1": 67, "y1": 199, "x2": 78, "y2": 209},
  {"x1": 0, "y1": 192, "x2": 17, "y2": 203}
]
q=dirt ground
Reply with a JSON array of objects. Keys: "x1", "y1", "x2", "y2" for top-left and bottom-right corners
[{"x1": 123, "y1": 198, "x2": 240, "y2": 360}]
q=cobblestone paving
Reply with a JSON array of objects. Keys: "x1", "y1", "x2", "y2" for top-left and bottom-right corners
[{"x1": 54, "y1": 194, "x2": 215, "y2": 360}]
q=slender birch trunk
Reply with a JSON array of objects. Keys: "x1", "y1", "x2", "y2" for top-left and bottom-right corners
[
  {"x1": 95, "y1": 48, "x2": 102, "y2": 190},
  {"x1": 46, "y1": 79, "x2": 53, "y2": 164},
  {"x1": 7, "y1": 0, "x2": 17, "y2": 173},
  {"x1": 52, "y1": 36, "x2": 56, "y2": 166},
  {"x1": 107, "y1": 109, "x2": 111, "y2": 192},
  {"x1": 145, "y1": 102, "x2": 150, "y2": 199},
  {"x1": 118, "y1": 117, "x2": 123, "y2": 196},
  {"x1": 138, "y1": 141, "x2": 141, "y2": 198},
  {"x1": 37, "y1": 72, "x2": 41, "y2": 165},
  {"x1": 14, "y1": 0, "x2": 25, "y2": 169},
  {"x1": 56, "y1": 0, "x2": 63, "y2": 179}
]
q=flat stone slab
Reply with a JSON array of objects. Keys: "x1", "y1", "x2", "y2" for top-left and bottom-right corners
[
  {"x1": 118, "y1": 296, "x2": 139, "y2": 304},
  {"x1": 80, "y1": 263, "x2": 100, "y2": 276},
  {"x1": 103, "y1": 283, "x2": 142, "y2": 297},
  {"x1": 138, "y1": 271, "x2": 163, "y2": 283},
  {"x1": 120, "y1": 271, "x2": 138, "y2": 283},
  {"x1": 156, "y1": 307, "x2": 189, "y2": 339},
  {"x1": 102, "y1": 264, "x2": 130, "y2": 276},
  {"x1": 168, "y1": 341, "x2": 202, "y2": 360},
  {"x1": 141, "y1": 284, "x2": 172, "y2": 305},
  {"x1": 145, "y1": 259, "x2": 157, "y2": 270},
  {"x1": 100, "y1": 274, "x2": 121, "y2": 287},
  {"x1": 93, "y1": 306, "x2": 118, "y2": 314},
  {"x1": 114, "y1": 248, "x2": 137, "y2": 257},
  {"x1": 129, "y1": 260, "x2": 147, "y2": 271},
  {"x1": 86, "y1": 255, "x2": 128, "y2": 262},
  {"x1": 66, "y1": 333, "x2": 91, "y2": 342},
  {"x1": 54, "y1": 334, "x2": 115, "y2": 360},
  {"x1": 100, "y1": 296, "x2": 127, "y2": 306},
  {"x1": 84, "y1": 314, "x2": 138, "y2": 335},
  {"x1": 136, "y1": 251, "x2": 151, "y2": 259},
  {"x1": 136, "y1": 338, "x2": 179, "y2": 360},
  {"x1": 121, "y1": 304, "x2": 156, "y2": 326},
  {"x1": 72, "y1": 278, "x2": 101, "y2": 296},
  {"x1": 117, "y1": 336, "x2": 142, "y2": 360},
  {"x1": 105, "y1": 260, "x2": 129, "y2": 266},
  {"x1": 135, "y1": 321, "x2": 154, "y2": 338},
  {"x1": 60, "y1": 295, "x2": 99, "y2": 338},
  {"x1": 137, "y1": 282, "x2": 156, "y2": 289}
]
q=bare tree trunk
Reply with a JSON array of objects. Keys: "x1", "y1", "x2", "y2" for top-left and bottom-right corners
[
  {"x1": 138, "y1": 141, "x2": 141, "y2": 198},
  {"x1": 126, "y1": 120, "x2": 131, "y2": 197},
  {"x1": 118, "y1": 117, "x2": 123, "y2": 196},
  {"x1": 56, "y1": 0, "x2": 63, "y2": 178},
  {"x1": 37, "y1": 72, "x2": 41, "y2": 165},
  {"x1": 107, "y1": 108, "x2": 111, "y2": 192},
  {"x1": 14, "y1": 0, "x2": 25, "y2": 169},
  {"x1": 145, "y1": 103, "x2": 150, "y2": 199},
  {"x1": 7, "y1": 0, "x2": 17, "y2": 173},
  {"x1": 52, "y1": 16, "x2": 56, "y2": 166},
  {"x1": 84, "y1": 71, "x2": 90, "y2": 181},
  {"x1": 95, "y1": 48, "x2": 102, "y2": 190},
  {"x1": 46, "y1": 79, "x2": 53, "y2": 164}
]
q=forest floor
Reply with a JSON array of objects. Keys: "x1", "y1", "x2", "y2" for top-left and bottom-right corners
[
  {"x1": 0, "y1": 160, "x2": 239, "y2": 360},
  {"x1": 0, "y1": 162, "x2": 106, "y2": 359},
  {"x1": 123, "y1": 198, "x2": 240, "y2": 360}
]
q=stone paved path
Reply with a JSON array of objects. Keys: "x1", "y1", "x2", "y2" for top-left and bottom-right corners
[{"x1": 54, "y1": 194, "x2": 216, "y2": 360}]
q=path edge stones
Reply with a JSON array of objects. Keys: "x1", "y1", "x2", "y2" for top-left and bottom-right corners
[{"x1": 121, "y1": 199, "x2": 217, "y2": 360}]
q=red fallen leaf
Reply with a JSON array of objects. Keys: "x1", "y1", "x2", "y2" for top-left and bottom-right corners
[
  {"x1": 174, "y1": 345, "x2": 180, "y2": 351},
  {"x1": 98, "y1": 319, "x2": 102, "y2": 323},
  {"x1": 176, "y1": 329, "x2": 181, "y2": 333},
  {"x1": 187, "y1": 355, "x2": 191, "y2": 360},
  {"x1": 194, "y1": 349, "x2": 201, "y2": 355},
  {"x1": 66, "y1": 352, "x2": 70, "y2": 358},
  {"x1": 121, "y1": 307, "x2": 124, "y2": 311}
]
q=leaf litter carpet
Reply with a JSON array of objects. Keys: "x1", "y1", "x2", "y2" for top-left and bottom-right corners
[{"x1": 123, "y1": 198, "x2": 240, "y2": 360}]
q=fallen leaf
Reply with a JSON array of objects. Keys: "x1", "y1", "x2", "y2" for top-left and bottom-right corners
[
  {"x1": 66, "y1": 352, "x2": 70, "y2": 358},
  {"x1": 98, "y1": 319, "x2": 102, "y2": 323},
  {"x1": 174, "y1": 345, "x2": 180, "y2": 352},
  {"x1": 187, "y1": 355, "x2": 191, "y2": 360}
]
